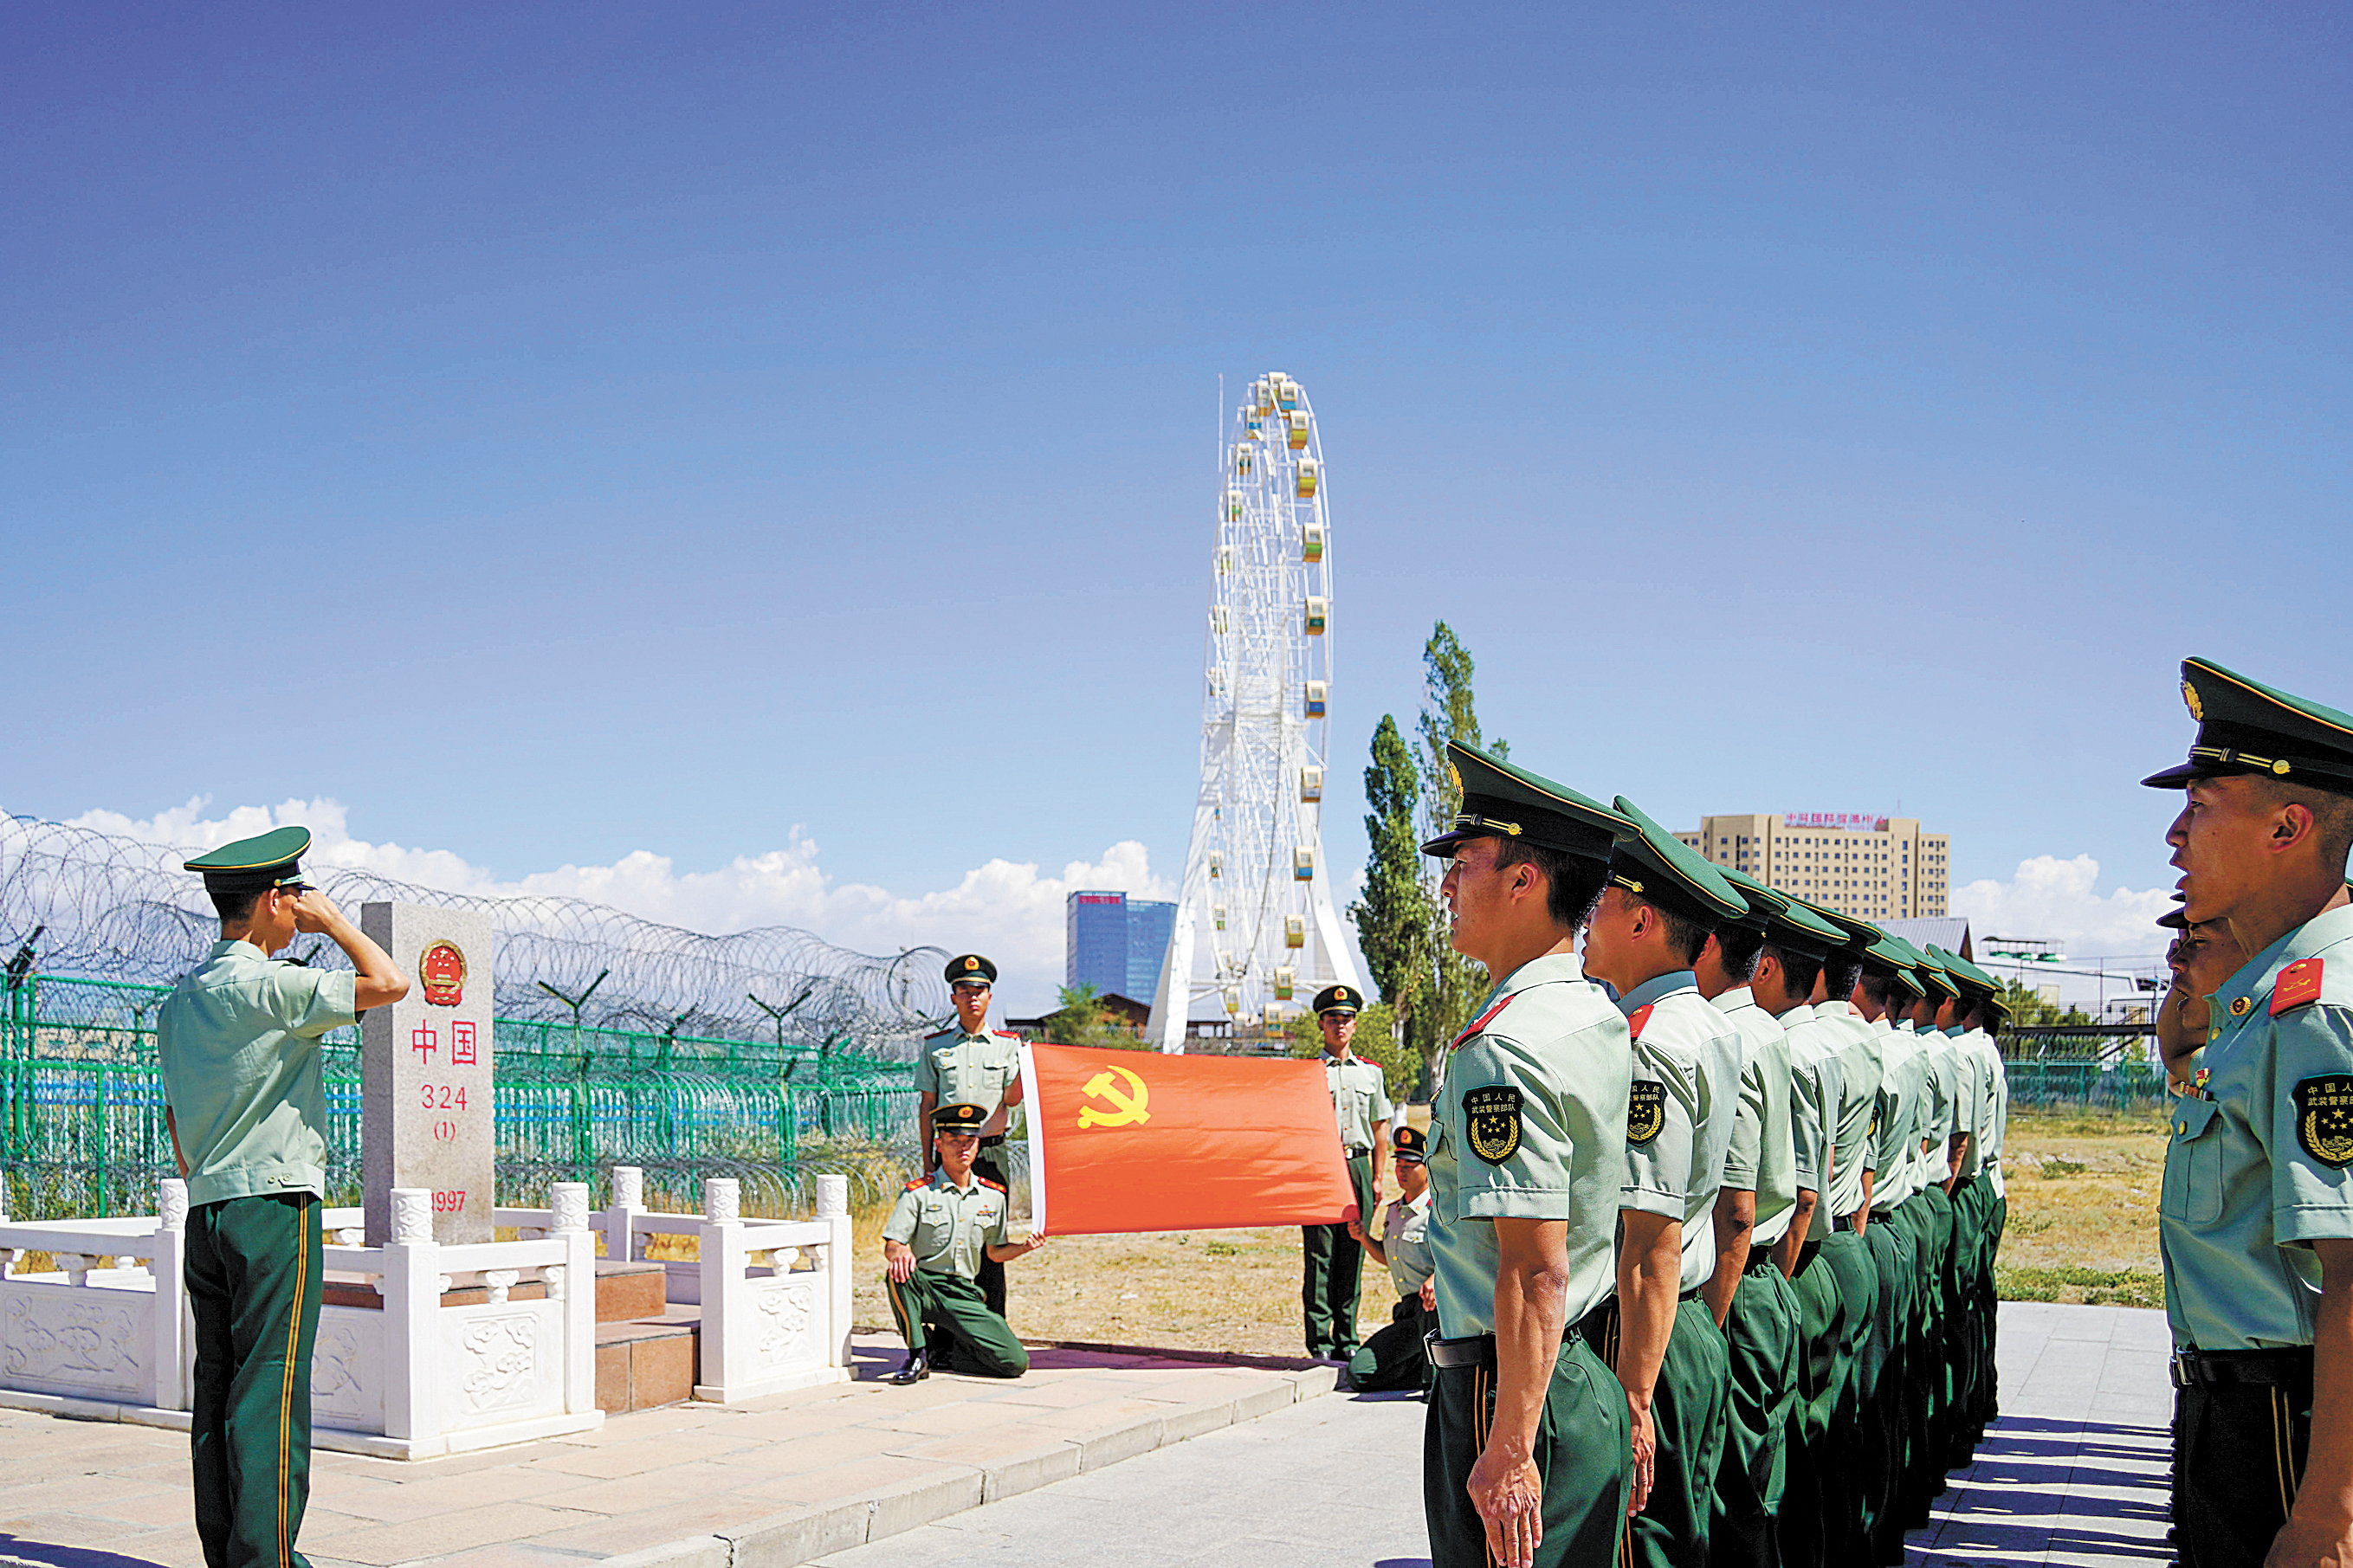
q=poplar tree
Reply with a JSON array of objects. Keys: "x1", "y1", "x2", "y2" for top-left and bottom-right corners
[
  {"x1": 1349, "y1": 714, "x2": 1433, "y2": 1079},
  {"x1": 1416, "y1": 623, "x2": 1505, "y2": 1058}
]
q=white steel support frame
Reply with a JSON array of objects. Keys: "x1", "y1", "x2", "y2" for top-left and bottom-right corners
[{"x1": 1150, "y1": 372, "x2": 1361, "y2": 1051}]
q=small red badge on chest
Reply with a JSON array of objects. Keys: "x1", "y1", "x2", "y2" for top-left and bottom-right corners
[
  {"x1": 2272, "y1": 958, "x2": 2325, "y2": 1016},
  {"x1": 1627, "y1": 1004, "x2": 1655, "y2": 1040}
]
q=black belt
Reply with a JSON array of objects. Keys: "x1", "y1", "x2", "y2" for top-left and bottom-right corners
[
  {"x1": 1744, "y1": 1248, "x2": 1778, "y2": 1274},
  {"x1": 1678, "y1": 1286, "x2": 1704, "y2": 1304},
  {"x1": 1425, "y1": 1298, "x2": 1615, "y2": 1369},
  {"x1": 2171, "y1": 1346, "x2": 2313, "y2": 1391},
  {"x1": 1344, "y1": 1145, "x2": 1371, "y2": 1158}
]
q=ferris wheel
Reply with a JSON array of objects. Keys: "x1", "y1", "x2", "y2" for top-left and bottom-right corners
[{"x1": 1148, "y1": 371, "x2": 1362, "y2": 1051}]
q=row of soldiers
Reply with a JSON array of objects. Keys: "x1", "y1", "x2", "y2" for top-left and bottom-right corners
[{"x1": 1401, "y1": 743, "x2": 2008, "y2": 1568}]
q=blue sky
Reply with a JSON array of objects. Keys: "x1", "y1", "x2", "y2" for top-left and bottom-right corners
[{"x1": 5, "y1": 5, "x2": 2348, "y2": 1010}]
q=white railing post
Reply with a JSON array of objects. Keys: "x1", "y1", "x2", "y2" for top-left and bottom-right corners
[
  {"x1": 816, "y1": 1174, "x2": 852, "y2": 1371},
  {"x1": 381, "y1": 1188, "x2": 441, "y2": 1448},
  {"x1": 698, "y1": 1179, "x2": 741, "y2": 1396},
  {"x1": 550, "y1": 1182, "x2": 597, "y2": 1416},
  {"x1": 152, "y1": 1179, "x2": 190, "y2": 1410},
  {"x1": 605, "y1": 1165, "x2": 643, "y2": 1263}
]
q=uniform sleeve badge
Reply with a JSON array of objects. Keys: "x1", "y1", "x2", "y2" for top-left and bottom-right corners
[
  {"x1": 1627, "y1": 1081, "x2": 1667, "y2": 1146},
  {"x1": 2293, "y1": 1075, "x2": 2353, "y2": 1168},
  {"x1": 2272, "y1": 958, "x2": 2325, "y2": 1016},
  {"x1": 1463, "y1": 1086, "x2": 1523, "y2": 1165}
]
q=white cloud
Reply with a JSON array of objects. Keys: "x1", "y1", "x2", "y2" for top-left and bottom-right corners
[
  {"x1": 1949, "y1": 854, "x2": 2173, "y2": 959},
  {"x1": 59, "y1": 797, "x2": 1171, "y2": 1016}
]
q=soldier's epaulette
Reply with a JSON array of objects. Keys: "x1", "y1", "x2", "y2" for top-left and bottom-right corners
[
  {"x1": 903, "y1": 1178, "x2": 926, "y2": 1191},
  {"x1": 992, "y1": 1029, "x2": 1020, "y2": 1038},
  {"x1": 2273, "y1": 957, "x2": 2326, "y2": 1016},
  {"x1": 977, "y1": 1177, "x2": 1007, "y2": 1193},
  {"x1": 925, "y1": 1026, "x2": 956, "y2": 1040},
  {"x1": 1628, "y1": 1003, "x2": 1655, "y2": 1040},
  {"x1": 1450, "y1": 996, "x2": 1514, "y2": 1051}
]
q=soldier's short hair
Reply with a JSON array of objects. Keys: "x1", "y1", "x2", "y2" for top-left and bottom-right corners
[
  {"x1": 1712, "y1": 924, "x2": 1766, "y2": 983},
  {"x1": 1492, "y1": 838, "x2": 1609, "y2": 930},
  {"x1": 1822, "y1": 953, "x2": 1866, "y2": 1000},
  {"x1": 1762, "y1": 942, "x2": 1825, "y2": 1000}
]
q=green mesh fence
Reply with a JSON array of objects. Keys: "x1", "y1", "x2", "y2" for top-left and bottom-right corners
[{"x1": 1, "y1": 973, "x2": 932, "y2": 1220}]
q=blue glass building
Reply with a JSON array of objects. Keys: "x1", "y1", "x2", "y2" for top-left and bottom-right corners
[{"x1": 1066, "y1": 890, "x2": 1178, "y2": 1003}]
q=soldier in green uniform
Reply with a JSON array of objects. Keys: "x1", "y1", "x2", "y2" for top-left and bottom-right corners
[
  {"x1": 1419, "y1": 744, "x2": 1635, "y2": 1568},
  {"x1": 1692, "y1": 871, "x2": 1840, "y2": 1568},
  {"x1": 158, "y1": 828, "x2": 410, "y2": 1568},
  {"x1": 1928, "y1": 945, "x2": 2006, "y2": 1465},
  {"x1": 1855, "y1": 941, "x2": 1929, "y2": 1558},
  {"x1": 1347, "y1": 1123, "x2": 1435, "y2": 1394},
  {"x1": 1906, "y1": 952, "x2": 1970, "y2": 1487},
  {"x1": 2145, "y1": 657, "x2": 2353, "y2": 1568},
  {"x1": 882, "y1": 1101, "x2": 1045, "y2": 1384},
  {"x1": 915, "y1": 954, "x2": 1025, "y2": 1315},
  {"x1": 1303, "y1": 982, "x2": 1391, "y2": 1360},
  {"x1": 1580, "y1": 797, "x2": 1749, "y2": 1568}
]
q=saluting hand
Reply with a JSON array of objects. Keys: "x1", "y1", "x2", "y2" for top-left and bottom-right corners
[
  {"x1": 288, "y1": 888, "x2": 346, "y2": 934},
  {"x1": 1467, "y1": 1444, "x2": 1545, "y2": 1568}
]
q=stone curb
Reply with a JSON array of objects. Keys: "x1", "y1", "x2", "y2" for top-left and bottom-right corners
[{"x1": 594, "y1": 1364, "x2": 1335, "y2": 1567}]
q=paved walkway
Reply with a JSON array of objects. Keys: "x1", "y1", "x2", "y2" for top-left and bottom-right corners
[{"x1": 0, "y1": 1336, "x2": 1336, "y2": 1568}]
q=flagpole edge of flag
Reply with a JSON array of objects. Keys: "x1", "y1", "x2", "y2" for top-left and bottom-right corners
[{"x1": 1019, "y1": 1040, "x2": 1047, "y2": 1237}]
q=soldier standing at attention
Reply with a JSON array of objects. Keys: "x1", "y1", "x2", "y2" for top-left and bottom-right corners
[
  {"x1": 915, "y1": 955, "x2": 1025, "y2": 1316},
  {"x1": 158, "y1": 828, "x2": 410, "y2": 1568},
  {"x1": 1347, "y1": 1123, "x2": 1436, "y2": 1394},
  {"x1": 2146, "y1": 657, "x2": 2353, "y2": 1568},
  {"x1": 1419, "y1": 744, "x2": 1634, "y2": 1568},
  {"x1": 1579, "y1": 797, "x2": 1748, "y2": 1568},
  {"x1": 1853, "y1": 942, "x2": 1930, "y2": 1558},
  {"x1": 882, "y1": 1102, "x2": 1046, "y2": 1384},
  {"x1": 1303, "y1": 983, "x2": 1390, "y2": 1362}
]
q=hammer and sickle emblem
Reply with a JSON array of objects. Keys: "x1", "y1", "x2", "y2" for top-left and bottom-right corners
[{"x1": 1077, "y1": 1063, "x2": 1152, "y2": 1128}]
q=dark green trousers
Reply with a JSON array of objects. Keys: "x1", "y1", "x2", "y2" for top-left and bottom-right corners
[
  {"x1": 1626, "y1": 1294, "x2": 1730, "y2": 1568},
  {"x1": 1424, "y1": 1332, "x2": 1630, "y2": 1568},
  {"x1": 187, "y1": 1191, "x2": 322, "y2": 1568},
  {"x1": 1710, "y1": 1261, "x2": 1798, "y2": 1568},
  {"x1": 1813, "y1": 1229, "x2": 1878, "y2": 1566},
  {"x1": 1859, "y1": 1212, "x2": 1917, "y2": 1562},
  {"x1": 1348, "y1": 1295, "x2": 1432, "y2": 1393},
  {"x1": 1904, "y1": 1183, "x2": 1955, "y2": 1518},
  {"x1": 883, "y1": 1267, "x2": 1029, "y2": 1377},
  {"x1": 973, "y1": 1146, "x2": 1010, "y2": 1319},
  {"x1": 1301, "y1": 1152, "x2": 1374, "y2": 1357},
  {"x1": 1781, "y1": 1242, "x2": 1839, "y2": 1568}
]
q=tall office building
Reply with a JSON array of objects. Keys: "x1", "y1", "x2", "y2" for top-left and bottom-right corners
[
  {"x1": 1674, "y1": 813, "x2": 1950, "y2": 921},
  {"x1": 1066, "y1": 890, "x2": 1179, "y2": 1002}
]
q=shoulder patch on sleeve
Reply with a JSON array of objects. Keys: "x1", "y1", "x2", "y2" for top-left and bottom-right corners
[
  {"x1": 1627, "y1": 1080, "x2": 1667, "y2": 1145},
  {"x1": 2273, "y1": 957, "x2": 2325, "y2": 1016},
  {"x1": 2292, "y1": 1075, "x2": 2353, "y2": 1167},
  {"x1": 1450, "y1": 996, "x2": 1514, "y2": 1052},
  {"x1": 1627, "y1": 1003, "x2": 1655, "y2": 1040},
  {"x1": 1462, "y1": 1085, "x2": 1522, "y2": 1164}
]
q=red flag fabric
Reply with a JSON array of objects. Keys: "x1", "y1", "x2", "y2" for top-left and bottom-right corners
[{"x1": 1020, "y1": 1042, "x2": 1356, "y2": 1236}]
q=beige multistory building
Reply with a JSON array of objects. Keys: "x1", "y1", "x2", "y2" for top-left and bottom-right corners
[{"x1": 1673, "y1": 814, "x2": 1949, "y2": 921}]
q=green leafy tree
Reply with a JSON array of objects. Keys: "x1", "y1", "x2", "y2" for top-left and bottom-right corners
[
  {"x1": 1284, "y1": 1001, "x2": 1413, "y2": 1106},
  {"x1": 1415, "y1": 623, "x2": 1506, "y2": 1068},
  {"x1": 1349, "y1": 713, "x2": 1436, "y2": 1091},
  {"x1": 1044, "y1": 984, "x2": 1148, "y2": 1050}
]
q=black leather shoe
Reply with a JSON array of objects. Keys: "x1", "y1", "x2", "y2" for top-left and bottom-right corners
[{"x1": 886, "y1": 1350, "x2": 930, "y2": 1385}]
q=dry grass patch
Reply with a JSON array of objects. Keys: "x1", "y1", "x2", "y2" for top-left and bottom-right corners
[{"x1": 1997, "y1": 1107, "x2": 2169, "y2": 1307}]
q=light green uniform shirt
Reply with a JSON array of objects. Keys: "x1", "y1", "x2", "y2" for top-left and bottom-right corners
[
  {"x1": 158, "y1": 939, "x2": 357, "y2": 1207},
  {"x1": 2161, "y1": 902, "x2": 2353, "y2": 1352},
  {"x1": 1427, "y1": 952, "x2": 1631, "y2": 1339},
  {"x1": 1820, "y1": 1001, "x2": 1883, "y2": 1218},
  {"x1": 1780, "y1": 1004, "x2": 1845, "y2": 1241},
  {"x1": 1715, "y1": 986, "x2": 1800, "y2": 1249},
  {"x1": 914, "y1": 1026, "x2": 1023, "y2": 1137},
  {"x1": 1871, "y1": 1021, "x2": 1926, "y2": 1210},
  {"x1": 1981, "y1": 1033, "x2": 2011, "y2": 1197},
  {"x1": 1916, "y1": 1029, "x2": 1956, "y2": 1178},
  {"x1": 1942, "y1": 1027, "x2": 1983, "y2": 1179},
  {"x1": 882, "y1": 1167, "x2": 1011, "y2": 1281},
  {"x1": 1324, "y1": 1052, "x2": 1393, "y2": 1153},
  {"x1": 1380, "y1": 1187, "x2": 1435, "y2": 1297},
  {"x1": 1618, "y1": 972, "x2": 1742, "y2": 1294}
]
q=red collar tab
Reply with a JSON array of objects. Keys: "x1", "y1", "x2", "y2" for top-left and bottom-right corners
[
  {"x1": 1627, "y1": 1003, "x2": 1655, "y2": 1040},
  {"x1": 1450, "y1": 996, "x2": 1514, "y2": 1051},
  {"x1": 2274, "y1": 957, "x2": 2326, "y2": 1016}
]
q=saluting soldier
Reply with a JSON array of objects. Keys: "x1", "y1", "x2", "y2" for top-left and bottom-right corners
[
  {"x1": 1347, "y1": 1123, "x2": 1436, "y2": 1394},
  {"x1": 2145, "y1": 658, "x2": 2353, "y2": 1568},
  {"x1": 158, "y1": 828, "x2": 410, "y2": 1568},
  {"x1": 882, "y1": 1102, "x2": 1045, "y2": 1384},
  {"x1": 1690, "y1": 868, "x2": 1816, "y2": 1568},
  {"x1": 915, "y1": 954, "x2": 1025, "y2": 1316},
  {"x1": 1419, "y1": 744, "x2": 1635, "y2": 1568},
  {"x1": 1580, "y1": 797, "x2": 1749, "y2": 1568},
  {"x1": 1303, "y1": 982, "x2": 1391, "y2": 1362}
]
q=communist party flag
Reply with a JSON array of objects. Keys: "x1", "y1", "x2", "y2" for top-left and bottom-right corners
[{"x1": 1019, "y1": 1042, "x2": 1356, "y2": 1236}]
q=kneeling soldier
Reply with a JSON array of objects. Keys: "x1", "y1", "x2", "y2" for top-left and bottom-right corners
[
  {"x1": 1347, "y1": 1123, "x2": 1435, "y2": 1393},
  {"x1": 882, "y1": 1103, "x2": 1044, "y2": 1384}
]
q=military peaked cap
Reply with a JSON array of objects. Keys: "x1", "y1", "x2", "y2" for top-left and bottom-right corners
[
  {"x1": 945, "y1": 954, "x2": 997, "y2": 987},
  {"x1": 1806, "y1": 905, "x2": 1883, "y2": 958},
  {"x1": 1907, "y1": 941, "x2": 1961, "y2": 999},
  {"x1": 184, "y1": 826, "x2": 314, "y2": 894},
  {"x1": 1419, "y1": 743, "x2": 1631, "y2": 862},
  {"x1": 1928, "y1": 945, "x2": 2001, "y2": 997},
  {"x1": 1722, "y1": 868, "x2": 1845, "y2": 958},
  {"x1": 1718, "y1": 867, "x2": 1777, "y2": 933},
  {"x1": 2143, "y1": 657, "x2": 2353, "y2": 797},
  {"x1": 1608, "y1": 797, "x2": 1748, "y2": 928},
  {"x1": 1393, "y1": 1124, "x2": 1428, "y2": 1164},
  {"x1": 931, "y1": 1101, "x2": 990, "y2": 1133},
  {"x1": 1312, "y1": 984, "x2": 1362, "y2": 1016}
]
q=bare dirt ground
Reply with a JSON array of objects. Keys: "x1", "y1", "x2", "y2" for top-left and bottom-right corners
[{"x1": 1995, "y1": 1107, "x2": 2168, "y2": 1308}]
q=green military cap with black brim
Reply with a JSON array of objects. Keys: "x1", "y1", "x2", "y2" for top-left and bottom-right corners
[
  {"x1": 931, "y1": 1101, "x2": 990, "y2": 1133},
  {"x1": 945, "y1": 954, "x2": 997, "y2": 988},
  {"x1": 1718, "y1": 867, "x2": 1778, "y2": 934},
  {"x1": 1927, "y1": 944, "x2": 2000, "y2": 998},
  {"x1": 1608, "y1": 797, "x2": 1749, "y2": 930},
  {"x1": 1909, "y1": 942, "x2": 1962, "y2": 1000},
  {"x1": 1419, "y1": 743, "x2": 1632, "y2": 862},
  {"x1": 1865, "y1": 933, "x2": 1927, "y2": 997},
  {"x1": 1723, "y1": 867, "x2": 1845, "y2": 958},
  {"x1": 1312, "y1": 984, "x2": 1363, "y2": 1016},
  {"x1": 2143, "y1": 657, "x2": 2353, "y2": 797},
  {"x1": 1800, "y1": 903, "x2": 1882, "y2": 961},
  {"x1": 1393, "y1": 1124, "x2": 1428, "y2": 1165},
  {"x1": 2156, "y1": 907, "x2": 2189, "y2": 931},
  {"x1": 184, "y1": 826, "x2": 314, "y2": 894}
]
